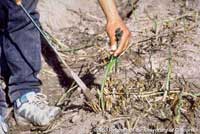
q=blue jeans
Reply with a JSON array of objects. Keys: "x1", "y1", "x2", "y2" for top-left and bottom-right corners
[{"x1": 0, "y1": 0, "x2": 41, "y2": 116}]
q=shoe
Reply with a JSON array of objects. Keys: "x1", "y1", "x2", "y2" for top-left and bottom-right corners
[
  {"x1": 14, "y1": 92, "x2": 61, "y2": 126},
  {"x1": 0, "y1": 116, "x2": 8, "y2": 134}
]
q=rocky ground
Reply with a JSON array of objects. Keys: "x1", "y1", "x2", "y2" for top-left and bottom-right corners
[{"x1": 7, "y1": 0, "x2": 200, "y2": 134}]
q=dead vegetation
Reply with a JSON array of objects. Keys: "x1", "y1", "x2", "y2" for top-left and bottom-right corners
[{"x1": 6, "y1": 0, "x2": 200, "y2": 134}]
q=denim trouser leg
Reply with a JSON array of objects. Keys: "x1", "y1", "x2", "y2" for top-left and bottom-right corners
[
  {"x1": 0, "y1": 32, "x2": 8, "y2": 117},
  {"x1": 0, "y1": 86, "x2": 7, "y2": 117},
  {"x1": 0, "y1": 0, "x2": 42, "y2": 103}
]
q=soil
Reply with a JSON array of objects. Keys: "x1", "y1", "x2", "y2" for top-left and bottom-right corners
[{"x1": 7, "y1": 0, "x2": 200, "y2": 134}]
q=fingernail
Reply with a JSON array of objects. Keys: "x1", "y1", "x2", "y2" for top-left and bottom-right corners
[
  {"x1": 114, "y1": 53, "x2": 118, "y2": 57},
  {"x1": 111, "y1": 44, "x2": 117, "y2": 51}
]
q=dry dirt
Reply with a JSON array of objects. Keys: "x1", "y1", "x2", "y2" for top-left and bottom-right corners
[{"x1": 8, "y1": 0, "x2": 200, "y2": 134}]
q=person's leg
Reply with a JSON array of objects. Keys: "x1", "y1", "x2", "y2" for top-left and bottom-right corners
[
  {"x1": 0, "y1": 0, "x2": 11, "y2": 118},
  {"x1": 4, "y1": 0, "x2": 41, "y2": 103},
  {"x1": 3, "y1": 0, "x2": 60, "y2": 126},
  {"x1": 0, "y1": 33, "x2": 8, "y2": 119},
  {"x1": 0, "y1": 3, "x2": 9, "y2": 133}
]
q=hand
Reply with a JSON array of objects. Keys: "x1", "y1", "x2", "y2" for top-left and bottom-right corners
[
  {"x1": 106, "y1": 18, "x2": 131, "y2": 57},
  {"x1": 15, "y1": 0, "x2": 22, "y2": 5}
]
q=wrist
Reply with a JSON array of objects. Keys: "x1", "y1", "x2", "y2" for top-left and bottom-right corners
[{"x1": 107, "y1": 15, "x2": 122, "y2": 24}]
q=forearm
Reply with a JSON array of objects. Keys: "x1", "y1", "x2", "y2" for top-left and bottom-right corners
[{"x1": 98, "y1": 0, "x2": 121, "y2": 22}]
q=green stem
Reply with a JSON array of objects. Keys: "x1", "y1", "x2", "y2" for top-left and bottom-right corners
[{"x1": 100, "y1": 56, "x2": 118, "y2": 111}]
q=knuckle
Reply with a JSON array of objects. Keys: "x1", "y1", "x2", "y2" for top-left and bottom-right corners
[{"x1": 125, "y1": 30, "x2": 131, "y2": 36}]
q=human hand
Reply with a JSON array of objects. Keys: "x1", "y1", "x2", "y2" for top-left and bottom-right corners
[
  {"x1": 106, "y1": 18, "x2": 131, "y2": 57},
  {"x1": 15, "y1": 0, "x2": 22, "y2": 5}
]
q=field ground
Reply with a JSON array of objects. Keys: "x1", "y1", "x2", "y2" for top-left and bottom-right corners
[{"x1": 7, "y1": 0, "x2": 200, "y2": 133}]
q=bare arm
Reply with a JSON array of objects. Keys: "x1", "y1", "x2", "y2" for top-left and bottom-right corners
[
  {"x1": 98, "y1": 0, "x2": 120, "y2": 22},
  {"x1": 99, "y1": 0, "x2": 131, "y2": 56}
]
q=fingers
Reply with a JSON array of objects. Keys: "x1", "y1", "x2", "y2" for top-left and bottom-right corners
[
  {"x1": 110, "y1": 43, "x2": 117, "y2": 54},
  {"x1": 109, "y1": 32, "x2": 117, "y2": 54},
  {"x1": 113, "y1": 31, "x2": 131, "y2": 57},
  {"x1": 106, "y1": 20, "x2": 131, "y2": 56},
  {"x1": 16, "y1": 0, "x2": 22, "y2": 5}
]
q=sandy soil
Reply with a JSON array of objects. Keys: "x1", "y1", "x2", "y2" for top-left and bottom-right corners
[{"x1": 8, "y1": 0, "x2": 200, "y2": 134}]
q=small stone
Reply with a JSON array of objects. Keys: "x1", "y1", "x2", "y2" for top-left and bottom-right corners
[{"x1": 71, "y1": 114, "x2": 81, "y2": 123}]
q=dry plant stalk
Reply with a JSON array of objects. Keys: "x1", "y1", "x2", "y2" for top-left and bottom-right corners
[{"x1": 163, "y1": 46, "x2": 172, "y2": 101}]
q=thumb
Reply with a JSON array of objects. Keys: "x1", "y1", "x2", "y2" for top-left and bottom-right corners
[
  {"x1": 109, "y1": 36, "x2": 117, "y2": 54},
  {"x1": 114, "y1": 31, "x2": 131, "y2": 57},
  {"x1": 16, "y1": 0, "x2": 22, "y2": 5}
]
